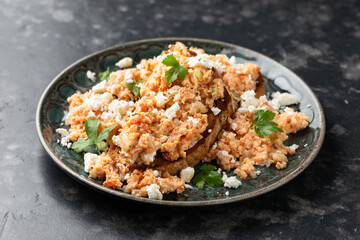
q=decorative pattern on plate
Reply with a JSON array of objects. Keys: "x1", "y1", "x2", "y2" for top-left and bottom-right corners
[{"x1": 36, "y1": 38, "x2": 325, "y2": 206}]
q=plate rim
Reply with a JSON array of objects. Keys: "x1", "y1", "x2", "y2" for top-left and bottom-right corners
[{"x1": 36, "y1": 37, "x2": 326, "y2": 206}]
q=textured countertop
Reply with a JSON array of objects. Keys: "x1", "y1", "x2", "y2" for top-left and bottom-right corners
[{"x1": 1, "y1": 0, "x2": 359, "y2": 239}]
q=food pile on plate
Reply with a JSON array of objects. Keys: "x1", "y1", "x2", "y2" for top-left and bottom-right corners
[{"x1": 56, "y1": 42, "x2": 309, "y2": 199}]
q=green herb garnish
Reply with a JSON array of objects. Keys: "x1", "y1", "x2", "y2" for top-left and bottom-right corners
[
  {"x1": 162, "y1": 54, "x2": 188, "y2": 83},
  {"x1": 254, "y1": 110, "x2": 283, "y2": 137},
  {"x1": 126, "y1": 78, "x2": 143, "y2": 97},
  {"x1": 71, "y1": 119, "x2": 116, "y2": 154},
  {"x1": 98, "y1": 67, "x2": 111, "y2": 81},
  {"x1": 192, "y1": 164, "x2": 223, "y2": 190}
]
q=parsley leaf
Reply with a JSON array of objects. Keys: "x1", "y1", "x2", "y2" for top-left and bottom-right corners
[
  {"x1": 192, "y1": 164, "x2": 223, "y2": 190},
  {"x1": 125, "y1": 78, "x2": 142, "y2": 97},
  {"x1": 71, "y1": 119, "x2": 116, "y2": 154},
  {"x1": 98, "y1": 67, "x2": 111, "y2": 81},
  {"x1": 162, "y1": 54, "x2": 188, "y2": 83},
  {"x1": 254, "y1": 110, "x2": 283, "y2": 137}
]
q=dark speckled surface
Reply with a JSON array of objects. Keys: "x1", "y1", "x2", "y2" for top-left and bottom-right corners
[{"x1": 0, "y1": 0, "x2": 359, "y2": 239}]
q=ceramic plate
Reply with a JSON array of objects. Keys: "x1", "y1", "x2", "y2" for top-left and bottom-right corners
[{"x1": 36, "y1": 38, "x2": 325, "y2": 206}]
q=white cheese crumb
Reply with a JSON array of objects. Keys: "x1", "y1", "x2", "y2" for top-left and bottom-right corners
[
  {"x1": 212, "y1": 142, "x2": 218, "y2": 149},
  {"x1": 84, "y1": 153, "x2": 100, "y2": 173},
  {"x1": 187, "y1": 54, "x2": 226, "y2": 73},
  {"x1": 180, "y1": 167, "x2": 195, "y2": 183},
  {"x1": 124, "y1": 173, "x2": 130, "y2": 180},
  {"x1": 174, "y1": 93, "x2": 181, "y2": 101},
  {"x1": 269, "y1": 92, "x2": 298, "y2": 110},
  {"x1": 238, "y1": 90, "x2": 259, "y2": 113},
  {"x1": 91, "y1": 81, "x2": 107, "y2": 94},
  {"x1": 160, "y1": 136, "x2": 169, "y2": 143},
  {"x1": 195, "y1": 95, "x2": 201, "y2": 101},
  {"x1": 229, "y1": 56, "x2": 237, "y2": 65},
  {"x1": 344, "y1": 99, "x2": 349, "y2": 104},
  {"x1": 184, "y1": 184, "x2": 193, "y2": 189},
  {"x1": 142, "y1": 150, "x2": 157, "y2": 164},
  {"x1": 211, "y1": 106, "x2": 221, "y2": 115},
  {"x1": 222, "y1": 173, "x2": 242, "y2": 188},
  {"x1": 248, "y1": 74, "x2": 252, "y2": 80},
  {"x1": 88, "y1": 110, "x2": 95, "y2": 118},
  {"x1": 60, "y1": 136, "x2": 72, "y2": 149},
  {"x1": 217, "y1": 150, "x2": 229, "y2": 157},
  {"x1": 255, "y1": 170, "x2": 261, "y2": 175},
  {"x1": 84, "y1": 92, "x2": 113, "y2": 111},
  {"x1": 289, "y1": 144, "x2": 299, "y2": 151},
  {"x1": 231, "y1": 122, "x2": 238, "y2": 131},
  {"x1": 108, "y1": 100, "x2": 134, "y2": 116},
  {"x1": 57, "y1": 139, "x2": 60, "y2": 143},
  {"x1": 225, "y1": 191, "x2": 229, "y2": 196},
  {"x1": 230, "y1": 159, "x2": 236, "y2": 163},
  {"x1": 101, "y1": 111, "x2": 116, "y2": 121},
  {"x1": 86, "y1": 70, "x2": 96, "y2": 82},
  {"x1": 168, "y1": 85, "x2": 181, "y2": 95},
  {"x1": 124, "y1": 70, "x2": 134, "y2": 81},
  {"x1": 187, "y1": 116, "x2": 199, "y2": 127},
  {"x1": 153, "y1": 170, "x2": 159, "y2": 177},
  {"x1": 112, "y1": 135, "x2": 122, "y2": 147},
  {"x1": 56, "y1": 128, "x2": 69, "y2": 137},
  {"x1": 208, "y1": 129, "x2": 212, "y2": 133},
  {"x1": 155, "y1": 92, "x2": 168, "y2": 108},
  {"x1": 115, "y1": 57, "x2": 133, "y2": 68},
  {"x1": 146, "y1": 184, "x2": 163, "y2": 200},
  {"x1": 164, "y1": 102, "x2": 180, "y2": 120},
  {"x1": 217, "y1": 168, "x2": 222, "y2": 173}
]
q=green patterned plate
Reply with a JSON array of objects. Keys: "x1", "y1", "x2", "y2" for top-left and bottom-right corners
[{"x1": 36, "y1": 38, "x2": 325, "y2": 206}]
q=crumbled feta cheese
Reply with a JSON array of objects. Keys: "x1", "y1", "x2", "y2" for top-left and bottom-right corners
[
  {"x1": 269, "y1": 92, "x2": 298, "y2": 110},
  {"x1": 57, "y1": 139, "x2": 60, "y2": 143},
  {"x1": 160, "y1": 136, "x2": 168, "y2": 142},
  {"x1": 231, "y1": 122, "x2": 238, "y2": 131},
  {"x1": 88, "y1": 110, "x2": 95, "y2": 118},
  {"x1": 174, "y1": 93, "x2": 181, "y2": 101},
  {"x1": 84, "y1": 153, "x2": 100, "y2": 173},
  {"x1": 208, "y1": 129, "x2": 212, "y2": 133},
  {"x1": 212, "y1": 142, "x2": 218, "y2": 149},
  {"x1": 230, "y1": 159, "x2": 235, "y2": 163},
  {"x1": 184, "y1": 184, "x2": 193, "y2": 189},
  {"x1": 187, "y1": 116, "x2": 199, "y2": 127},
  {"x1": 86, "y1": 70, "x2": 96, "y2": 82},
  {"x1": 255, "y1": 170, "x2": 261, "y2": 175},
  {"x1": 225, "y1": 191, "x2": 229, "y2": 196},
  {"x1": 108, "y1": 99, "x2": 134, "y2": 116},
  {"x1": 153, "y1": 170, "x2": 159, "y2": 177},
  {"x1": 142, "y1": 151, "x2": 157, "y2": 164},
  {"x1": 222, "y1": 173, "x2": 242, "y2": 188},
  {"x1": 92, "y1": 81, "x2": 107, "y2": 94},
  {"x1": 164, "y1": 102, "x2": 180, "y2": 120},
  {"x1": 187, "y1": 54, "x2": 226, "y2": 73},
  {"x1": 112, "y1": 135, "x2": 122, "y2": 147},
  {"x1": 168, "y1": 85, "x2": 181, "y2": 95},
  {"x1": 289, "y1": 144, "x2": 299, "y2": 151},
  {"x1": 115, "y1": 57, "x2": 133, "y2": 68},
  {"x1": 124, "y1": 70, "x2": 133, "y2": 81},
  {"x1": 124, "y1": 173, "x2": 130, "y2": 180},
  {"x1": 101, "y1": 111, "x2": 115, "y2": 121},
  {"x1": 60, "y1": 136, "x2": 72, "y2": 149},
  {"x1": 195, "y1": 95, "x2": 201, "y2": 101},
  {"x1": 211, "y1": 107, "x2": 221, "y2": 115},
  {"x1": 229, "y1": 56, "x2": 237, "y2": 65},
  {"x1": 238, "y1": 90, "x2": 258, "y2": 112},
  {"x1": 180, "y1": 167, "x2": 195, "y2": 183},
  {"x1": 56, "y1": 128, "x2": 69, "y2": 137},
  {"x1": 248, "y1": 74, "x2": 252, "y2": 80},
  {"x1": 217, "y1": 168, "x2": 222, "y2": 173},
  {"x1": 155, "y1": 92, "x2": 168, "y2": 108},
  {"x1": 84, "y1": 92, "x2": 113, "y2": 111},
  {"x1": 146, "y1": 184, "x2": 163, "y2": 200},
  {"x1": 217, "y1": 150, "x2": 229, "y2": 157}
]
